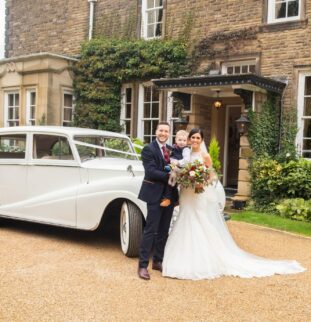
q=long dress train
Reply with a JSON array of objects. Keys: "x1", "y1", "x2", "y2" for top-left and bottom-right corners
[{"x1": 162, "y1": 152, "x2": 305, "y2": 280}]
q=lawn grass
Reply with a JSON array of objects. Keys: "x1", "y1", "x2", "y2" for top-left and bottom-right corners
[{"x1": 230, "y1": 211, "x2": 311, "y2": 237}]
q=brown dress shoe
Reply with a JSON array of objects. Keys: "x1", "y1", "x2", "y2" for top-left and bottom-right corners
[
  {"x1": 138, "y1": 267, "x2": 150, "y2": 280},
  {"x1": 152, "y1": 261, "x2": 163, "y2": 272}
]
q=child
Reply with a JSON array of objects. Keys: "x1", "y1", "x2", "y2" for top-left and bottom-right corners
[{"x1": 160, "y1": 130, "x2": 191, "y2": 207}]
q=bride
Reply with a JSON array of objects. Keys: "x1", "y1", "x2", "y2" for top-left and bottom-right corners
[{"x1": 162, "y1": 128, "x2": 305, "y2": 280}]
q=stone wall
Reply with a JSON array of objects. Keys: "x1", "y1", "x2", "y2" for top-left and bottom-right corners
[
  {"x1": 5, "y1": 0, "x2": 88, "y2": 58},
  {"x1": 5, "y1": 0, "x2": 311, "y2": 108},
  {"x1": 164, "y1": 0, "x2": 311, "y2": 109},
  {"x1": 94, "y1": 0, "x2": 138, "y2": 39}
]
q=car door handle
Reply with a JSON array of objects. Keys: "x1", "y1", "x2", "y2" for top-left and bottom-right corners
[{"x1": 127, "y1": 165, "x2": 135, "y2": 177}]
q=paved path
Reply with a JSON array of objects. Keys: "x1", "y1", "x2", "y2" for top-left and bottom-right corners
[{"x1": 0, "y1": 219, "x2": 310, "y2": 322}]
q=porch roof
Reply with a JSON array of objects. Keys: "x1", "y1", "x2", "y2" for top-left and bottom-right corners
[{"x1": 152, "y1": 73, "x2": 286, "y2": 95}]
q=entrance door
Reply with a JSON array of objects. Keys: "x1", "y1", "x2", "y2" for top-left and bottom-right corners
[{"x1": 223, "y1": 105, "x2": 241, "y2": 188}]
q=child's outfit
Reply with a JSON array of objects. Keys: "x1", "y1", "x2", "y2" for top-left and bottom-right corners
[{"x1": 160, "y1": 145, "x2": 191, "y2": 207}]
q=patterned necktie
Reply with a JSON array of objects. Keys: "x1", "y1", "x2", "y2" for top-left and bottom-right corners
[{"x1": 161, "y1": 145, "x2": 170, "y2": 164}]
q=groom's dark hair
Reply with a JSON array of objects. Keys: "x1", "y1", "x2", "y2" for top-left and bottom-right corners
[{"x1": 156, "y1": 121, "x2": 170, "y2": 129}]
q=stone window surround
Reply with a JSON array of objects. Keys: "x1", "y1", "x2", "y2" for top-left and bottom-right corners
[
  {"x1": 262, "y1": 0, "x2": 306, "y2": 25},
  {"x1": 221, "y1": 60, "x2": 257, "y2": 75},
  {"x1": 217, "y1": 55, "x2": 261, "y2": 76},
  {"x1": 4, "y1": 90, "x2": 20, "y2": 127},
  {"x1": 120, "y1": 84, "x2": 134, "y2": 137},
  {"x1": 296, "y1": 71, "x2": 311, "y2": 159},
  {"x1": 139, "y1": 0, "x2": 166, "y2": 40}
]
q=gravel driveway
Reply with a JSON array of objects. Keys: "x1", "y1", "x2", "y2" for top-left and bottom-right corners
[{"x1": 0, "y1": 219, "x2": 310, "y2": 322}]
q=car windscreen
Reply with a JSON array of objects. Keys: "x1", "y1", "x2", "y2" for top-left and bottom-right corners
[{"x1": 73, "y1": 135, "x2": 138, "y2": 162}]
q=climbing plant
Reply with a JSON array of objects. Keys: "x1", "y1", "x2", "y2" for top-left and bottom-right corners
[{"x1": 73, "y1": 38, "x2": 189, "y2": 131}]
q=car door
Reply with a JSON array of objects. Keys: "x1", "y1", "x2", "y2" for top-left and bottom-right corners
[
  {"x1": 0, "y1": 132, "x2": 28, "y2": 216},
  {"x1": 24, "y1": 133, "x2": 80, "y2": 226}
]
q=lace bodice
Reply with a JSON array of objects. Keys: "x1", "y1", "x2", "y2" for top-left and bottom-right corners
[{"x1": 190, "y1": 151, "x2": 203, "y2": 163}]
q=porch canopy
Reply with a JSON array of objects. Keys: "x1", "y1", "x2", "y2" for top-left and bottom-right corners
[{"x1": 152, "y1": 73, "x2": 286, "y2": 97}]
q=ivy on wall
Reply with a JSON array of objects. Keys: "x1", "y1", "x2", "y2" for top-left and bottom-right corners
[
  {"x1": 248, "y1": 94, "x2": 297, "y2": 161},
  {"x1": 189, "y1": 27, "x2": 259, "y2": 72},
  {"x1": 73, "y1": 38, "x2": 189, "y2": 131}
]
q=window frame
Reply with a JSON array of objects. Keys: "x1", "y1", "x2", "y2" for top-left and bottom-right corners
[
  {"x1": 62, "y1": 90, "x2": 75, "y2": 127},
  {"x1": 137, "y1": 84, "x2": 161, "y2": 144},
  {"x1": 267, "y1": 0, "x2": 301, "y2": 24},
  {"x1": 297, "y1": 72, "x2": 311, "y2": 160},
  {"x1": 221, "y1": 60, "x2": 257, "y2": 75},
  {"x1": 120, "y1": 85, "x2": 133, "y2": 137},
  {"x1": 26, "y1": 89, "x2": 36, "y2": 126},
  {"x1": 4, "y1": 90, "x2": 20, "y2": 127},
  {"x1": 141, "y1": 0, "x2": 164, "y2": 40}
]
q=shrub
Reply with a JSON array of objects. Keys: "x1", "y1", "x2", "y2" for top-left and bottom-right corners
[
  {"x1": 208, "y1": 137, "x2": 221, "y2": 173},
  {"x1": 131, "y1": 137, "x2": 144, "y2": 157},
  {"x1": 276, "y1": 199, "x2": 311, "y2": 222},
  {"x1": 250, "y1": 157, "x2": 311, "y2": 206}
]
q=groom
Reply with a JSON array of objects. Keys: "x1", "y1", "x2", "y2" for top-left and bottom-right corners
[{"x1": 137, "y1": 121, "x2": 177, "y2": 280}]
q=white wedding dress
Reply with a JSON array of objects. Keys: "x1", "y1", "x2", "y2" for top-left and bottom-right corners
[{"x1": 162, "y1": 151, "x2": 305, "y2": 280}]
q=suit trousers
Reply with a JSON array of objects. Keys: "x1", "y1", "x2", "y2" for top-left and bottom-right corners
[{"x1": 139, "y1": 202, "x2": 174, "y2": 268}]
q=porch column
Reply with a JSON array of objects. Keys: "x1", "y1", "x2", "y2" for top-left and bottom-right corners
[{"x1": 231, "y1": 89, "x2": 253, "y2": 209}]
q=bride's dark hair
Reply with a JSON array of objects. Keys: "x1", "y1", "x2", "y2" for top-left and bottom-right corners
[{"x1": 188, "y1": 128, "x2": 204, "y2": 140}]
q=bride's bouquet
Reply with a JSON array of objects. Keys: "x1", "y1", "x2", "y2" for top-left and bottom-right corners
[{"x1": 176, "y1": 160, "x2": 213, "y2": 193}]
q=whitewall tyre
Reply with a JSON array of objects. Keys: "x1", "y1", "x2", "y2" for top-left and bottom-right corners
[{"x1": 120, "y1": 201, "x2": 143, "y2": 257}]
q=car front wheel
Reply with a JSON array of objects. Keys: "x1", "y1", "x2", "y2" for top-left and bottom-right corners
[{"x1": 120, "y1": 201, "x2": 143, "y2": 257}]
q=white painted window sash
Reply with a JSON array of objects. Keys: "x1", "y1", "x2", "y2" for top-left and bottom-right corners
[
  {"x1": 26, "y1": 89, "x2": 36, "y2": 126},
  {"x1": 62, "y1": 90, "x2": 74, "y2": 126},
  {"x1": 137, "y1": 85, "x2": 160, "y2": 143},
  {"x1": 4, "y1": 91, "x2": 20, "y2": 127},
  {"x1": 268, "y1": 0, "x2": 301, "y2": 24},
  {"x1": 141, "y1": 0, "x2": 163, "y2": 39},
  {"x1": 120, "y1": 85, "x2": 133, "y2": 136},
  {"x1": 297, "y1": 72, "x2": 311, "y2": 159}
]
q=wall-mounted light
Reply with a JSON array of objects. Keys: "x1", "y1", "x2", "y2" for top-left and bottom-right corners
[
  {"x1": 235, "y1": 114, "x2": 251, "y2": 135},
  {"x1": 174, "y1": 115, "x2": 189, "y2": 131},
  {"x1": 212, "y1": 90, "x2": 222, "y2": 109}
]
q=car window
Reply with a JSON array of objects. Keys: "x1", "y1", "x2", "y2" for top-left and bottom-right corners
[
  {"x1": 33, "y1": 134, "x2": 74, "y2": 160},
  {"x1": 104, "y1": 138, "x2": 136, "y2": 160},
  {"x1": 74, "y1": 135, "x2": 137, "y2": 161},
  {"x1": 74, "y1": 136, "x2": 104, "y2": 161},
  {"x1": 0, "y1": 134, "x2": 26, "y2": 159}
]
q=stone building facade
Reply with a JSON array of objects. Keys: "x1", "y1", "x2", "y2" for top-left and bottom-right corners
[{"x1": 1, "y1": 0, "x2": 311, "y2": 201}]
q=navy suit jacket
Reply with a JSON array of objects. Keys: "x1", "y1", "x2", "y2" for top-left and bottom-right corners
[{"x1": 138, "y1": 140, "x2": 175, "y2": 204}]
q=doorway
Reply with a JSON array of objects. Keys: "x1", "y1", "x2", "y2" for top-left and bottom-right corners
[{"x1": 223, "y1": 105, "x2": 241, "y2": 188}]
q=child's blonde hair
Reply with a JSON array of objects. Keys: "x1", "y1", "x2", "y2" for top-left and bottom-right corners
[{"x1": 175, "y1": 130, "x2": 189, "y2": 138}]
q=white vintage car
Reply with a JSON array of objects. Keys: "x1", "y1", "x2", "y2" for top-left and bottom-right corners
[
  {"x1": 0, "y1": 126, "x2": 147, "y2": 257},
  {"x1": 0, "y1": 126, "x2": 226, "y2": 257}
]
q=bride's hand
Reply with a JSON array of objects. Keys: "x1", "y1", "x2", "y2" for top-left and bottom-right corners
[
  {"x1": 195, "y1": 183, "x2": 204, "y2": 189},
  {"x1": 202, "y1": 152, "x2": 212, "y2": 168}
]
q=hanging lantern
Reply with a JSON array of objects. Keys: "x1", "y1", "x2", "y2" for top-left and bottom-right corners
[
  {"x1": 235, "y1": 114, "x2": 251, "y2": 135},
  {"x1": 212, "y1": 90, "x2": 222, "y2": 109}
]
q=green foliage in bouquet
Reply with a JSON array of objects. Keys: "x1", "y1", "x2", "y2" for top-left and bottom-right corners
[
  {"x1": 208, "y1": 137, "x2": 221, "y2": 173},
  {"x1": 276, "y1": 199, "x2": 311, "y2": 222},
  {"x1": 176, "y1": 159, "x2": 212, "y2": 193}
]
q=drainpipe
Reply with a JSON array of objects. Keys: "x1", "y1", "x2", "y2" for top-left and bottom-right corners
[{"x1": 88, "y1": 0, "x2": 97, "y2": 40}]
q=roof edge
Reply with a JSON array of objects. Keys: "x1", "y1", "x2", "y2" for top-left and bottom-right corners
[{"x1": 0, "y1": 52, "x2": 79, "y2": 64}]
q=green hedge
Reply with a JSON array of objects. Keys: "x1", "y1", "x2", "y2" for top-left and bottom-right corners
[
  {"x1": 250, "y1": 158, "x2": 311, "y2": 206},
  {"x1": 276, "y1": 198, "x2": 311, "y2": 222}
]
